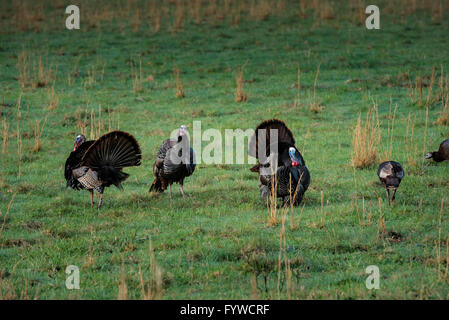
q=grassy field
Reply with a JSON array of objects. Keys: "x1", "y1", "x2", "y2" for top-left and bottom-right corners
[{"x1": 1, "y1": 0, "x2": 449, "y2": 299}]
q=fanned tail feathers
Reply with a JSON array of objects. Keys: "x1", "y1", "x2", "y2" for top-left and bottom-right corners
[
  {"x1": 81, "y1": 131, "x2": 141, "y2": 188},
  {"x1": 81, "y1": 131, "x2": 142, "y2": 169},
  {"x1": 248, "y1": 119, "x2": 295, "y2": 159}
]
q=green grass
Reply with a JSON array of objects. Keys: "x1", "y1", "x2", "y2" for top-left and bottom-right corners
[{"x1": 1, "y1": 0, "x2": 449, "y2": 299}]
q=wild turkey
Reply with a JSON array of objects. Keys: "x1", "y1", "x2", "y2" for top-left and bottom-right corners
[
  {"x1": 425, "y1": 138, "x2": 449, "y2": 162},
  {"x1": 64, "y1": 131, "x2": 142, "y2": 208},
  {"x1": 150, "y1": 125, "x2": 196, "y2": 198},
  {"x1": 377, "y1": 161, "x2": 404, "y2": 204},
  {"x1": 248, "y1": 119, "x2": 310, "y2": 206}
]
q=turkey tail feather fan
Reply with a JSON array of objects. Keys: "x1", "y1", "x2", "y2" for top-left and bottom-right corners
[
  {"x1": 82, "y1": 131, "x2": 142, "y2": 169},
  {"x1": 248, "y1": 119, "x2": 295, "y2": 159}
]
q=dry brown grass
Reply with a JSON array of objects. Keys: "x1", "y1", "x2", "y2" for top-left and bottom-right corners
[
  {"x1": 408, "y1": 72, "x2": 424, "y2": 107},
  {"x1": 351, "y1": 103, "x2": 381, "y2": 168},
  {"x1": 47, "y1": 80, "x2": 58, "y2": 111},
  {"x1": 235, "y1": 67, "x2": 248, "y2": 102},
  {"x1": 173, "y1": 0, "x2": 185, "y2": 31},
  {"x1": 2, "y1": 0, "x2": 449, "y2": 35},
  {"x1": 381, "y1": 100, "x2": 397, "y2": 161},
  {"x1": 174, "y1": 66, "x2": 185, "y2": 98},
  {"x1": 138, "y1": 240, "x2": 163, "y2": 300},
  {"x1": 132, "y1": 58, "x2": 143, "y2": 94},
  {"x1": 117, "y1": 260, "x2": 128, "y2": 300},
  {"x1": 309, "y1": 63, "x2": 324, "y2": 113},
  {"x1": 1, "y1": 118, "x2": 9, "y2": 154},
  {"x1": 17, "y1": 48, "x2": 55, "y2": 89},
  {"x1": 435, "y1": 69, "x2": 449, "y2": 126},
  {"x1": 89, "y1": 106, "x2": 105, "y2": 140},
  {"x1": 74, "y1": 105, "x2": 108, "y2": 140},
  {"x1": 15, "y1": 96, "x2": 23, "y2": 180},
  {"x1": 291, "y1": 64, "x2": 302, "y2": 109},
  {"x1": 425, "y1": 67, "x2": 436, "y2": 108},
  {"x1": 17, "y1": 47, "x2": 30, "y2": 89},
  {"x1": 32, "y1": 115, "x2": 48, "y2": 153}
]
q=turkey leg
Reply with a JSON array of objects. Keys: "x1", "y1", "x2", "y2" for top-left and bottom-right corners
[
  {"x1": 180, "y1": 183, "x2": 185, "y2": 198},
  {"x1": 391, "y1": 189, "x2": 397, "y2": 204}
]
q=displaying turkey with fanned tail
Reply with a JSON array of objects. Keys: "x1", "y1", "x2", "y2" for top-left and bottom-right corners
[
  {"x1": 150, "y1": 125, "x2": 196, "y2": 199},
  {"x1": 64, "y1": 131, "x2": 142, "y2": 208},
  {"x1": 248, "y1": 119, "x2": 310, "y2": 206}
]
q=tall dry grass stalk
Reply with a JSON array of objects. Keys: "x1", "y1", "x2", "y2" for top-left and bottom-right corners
[
  {"x1": 381, "y1": 101, "x2": 397, "y2": 161},
  {"x1": 377, "y1": 197, "x2": 387, "y2": 239},
  {"x1": 174, "y1": 66, "x2": 185, "y2": 98},
  {"x1": 291, "y1": 64, "x2": 302, "y2": 108},
  {"x1": 351, "y1": 103, "x2": 381, "y2": 168},
  {"x1": 421, "y1": 105, "x2": 429, "y2": 167},
  {"x1": 266, "y1": 171, "x2": 279, "y2": 226},
  {"x1": 1, "y1": 118, "x2": 9, "y2": 154},
  {"x1": 17, "y1": 47, "x2": 30, "y2": 88},
  {"x1": 16, "y1": 95, "x2": 22, "y2": 180},
  {"x1": 408, "y1": 72, "x2": 424, "y2": 107},
  {"x1": 0, "y1": 192, "x2": 17, "y2": 241},
  {"x1": 435, "y1": 198, "x2": 445, "y2": 281},
  {"x1": 435, "y1": 70, "x2": 449, "y2": 126},
  {"x1": 17, "y1": 48, "x2": 54, "y2": 89},
  {"x1": 425, "y1": 67, "x2": 436, "y2": 108},
  {"x1": 47, "y1": 80, "x2": 59, "y2": 111},
  {"x1": 33, "y1": 115, "x2": 48, "y2": 152},
  {"x1": 173, "y1": 0, "x2": 185, "y2": 31},
  {"x1": 74, "y1": 105, "x2": 108, "y2": 140},
  {"x1": 235, "y1": 67, "x2": 248, "y2": 102},
  {"x1": 132, "y1": 58, "x2": 143, "y2": 94},
  {"x1": 117, "y1": 261, "x2": 128, "y2": 300},
  {"x1": 33, "y1": 56, "x2": 53, "y2": 88},
  {"x1": 89, "y1": 106, "x2": 105, "y2": 140},
  {"x1": 309, "y1": 63, "x2": 323, "y2": 113},
  {"x1": 107, "y1": 105, "x2": 121, "y2": 132},
  {"x1": 138, "y1": 239, "x2": 163, "y2": 300}
]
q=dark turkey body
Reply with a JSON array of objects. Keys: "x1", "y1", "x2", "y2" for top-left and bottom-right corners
[
  {"x1": 151, "y1": 138, "x2": 195, "y2": 192},
  {"x1": 259, "y1": 164, "x2": 310, "y2": 206}
]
